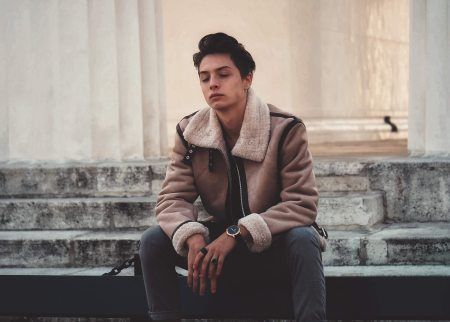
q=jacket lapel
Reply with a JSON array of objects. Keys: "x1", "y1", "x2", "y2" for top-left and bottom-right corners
[{"x1": 183, "y1": 88, "x2": 270, "y2": 162}]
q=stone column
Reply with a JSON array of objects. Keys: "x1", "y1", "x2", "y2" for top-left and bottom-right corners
[
  {"x1": 0, "y1": 0, "x2": 166, "y2": 162},
  {"x1": 409, "y1": 0, "x2": 450, "y2": 156}
]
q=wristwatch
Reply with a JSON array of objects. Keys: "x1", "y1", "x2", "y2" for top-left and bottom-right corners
[{"x1": 226, "y1": 224, "x2": 242, "y2": 241}]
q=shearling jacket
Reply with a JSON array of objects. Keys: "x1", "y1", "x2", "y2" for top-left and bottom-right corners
[{"x1": 156, "y1": 89, "x2": 319, "y2": 256}]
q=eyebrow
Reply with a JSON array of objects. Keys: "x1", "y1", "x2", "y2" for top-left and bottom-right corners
[{"x1": 198, "y1": 65, "x2": 232, "y2": 75}]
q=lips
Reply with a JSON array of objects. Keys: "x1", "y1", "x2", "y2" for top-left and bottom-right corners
[{"x1": 210, "y1": 93, "x2": 224, "y2": 99}]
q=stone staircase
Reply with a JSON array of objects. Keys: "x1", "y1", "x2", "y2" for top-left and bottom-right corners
[{"x1": 0, "y1": 157, "x2": 449, "y2": 276}]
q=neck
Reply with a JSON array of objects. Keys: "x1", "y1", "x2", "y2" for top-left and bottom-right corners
[{"x1": 215, "y1": 96, "x2": 247, "y2": 143}]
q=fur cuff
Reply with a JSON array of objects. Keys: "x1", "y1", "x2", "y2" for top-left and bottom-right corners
[
  {"x1": 238, "y1": 213, "x2": 272, "y2": 252},
  {"x1": 172, "y1": 222, "x2": 209, "y2": 257}
]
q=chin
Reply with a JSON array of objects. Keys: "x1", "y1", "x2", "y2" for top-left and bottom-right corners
[{"x1": 208, "y1": 100, "x2": 229, "y2": 110}]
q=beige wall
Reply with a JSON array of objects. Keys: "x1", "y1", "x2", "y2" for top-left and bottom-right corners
[
  {"x1": 0, "y1": 0, "x2": 166, "y2": 162},
  {"x1": 161, "y1": 0, "x2": 293, "y2": 138},
  {"x1": 290, "y1": 0, "x2": 409, "y2": 118},
  {"x1": 0, "y1": 0, "x2": 412, "y2": 161},
  {"x1": 162, "y1": 0, "x2": 409, "y2": 145}
]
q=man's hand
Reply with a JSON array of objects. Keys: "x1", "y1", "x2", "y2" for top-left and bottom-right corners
[
  {"x1": 186, "y1": 233, "x2": 207, "y2": 290},
  {"x1": 192, "y1": 232, "x2": 237, "y2": 296},
  {"x1": 188, "y1": 225, "x2": 252, "y2": 296}
]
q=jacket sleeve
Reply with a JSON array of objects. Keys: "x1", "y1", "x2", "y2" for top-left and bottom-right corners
[
  {"x1": 238, "y1": 122, "x2": 318, "y2": 252},
  {"x1": 156, "y1": 126, "x2": 209, "y2": 257}
]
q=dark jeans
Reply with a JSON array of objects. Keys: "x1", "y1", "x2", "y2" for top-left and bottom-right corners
[{"x1": 139, "y1": 222, "x2": 326, "y2": 321}]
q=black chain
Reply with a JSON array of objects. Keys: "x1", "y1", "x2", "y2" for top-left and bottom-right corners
[
  {"x1": 102, "y1": 242, "x2": 141, "y2": 276},
  {"x1": 102, "y1": 256, "x2": 135, "y2": 276}
]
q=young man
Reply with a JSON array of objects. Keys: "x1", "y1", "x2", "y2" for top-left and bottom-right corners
[{"x1": 140, "y1": 32, "x2": 326, "y2": 322}]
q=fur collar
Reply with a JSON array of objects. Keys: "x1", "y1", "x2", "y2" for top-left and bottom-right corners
[{"x1": 183, "y1": 88, "x2": 270, "y2": 162}]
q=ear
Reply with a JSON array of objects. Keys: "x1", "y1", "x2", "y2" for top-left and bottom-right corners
[{"x1": 243, "y1": 72, "x2": 253, "y2": 89}]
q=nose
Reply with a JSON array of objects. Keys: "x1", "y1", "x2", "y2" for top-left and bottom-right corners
[{"x1": 209, "y1": 75, "x2": 219, "y2": 89}]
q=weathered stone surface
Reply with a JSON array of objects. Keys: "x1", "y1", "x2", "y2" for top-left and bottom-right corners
[
  {"x1": 0, "y1": 224, "x2": 448, "y2": 268},
  {"x1": 0, "y1": 197, "x2": 157, "y2": 230},
  {"x1": 1, "y1": 158, "x2": 449, "y2": 225},
  {"x1": 71, "y1": 231, "x2": 141, "y2": 267},
  {"x1": 149, "y1": 159, "x2": 169, "y2": 180},
  {"x1": 322, "y1": 230, "x2": 364, "y2": 266},
  {"x1": 0, "y1": 231, "x2": 85, "y2": 267},
  {"x1": 365, "y1": 223, "x2": 450, "y2": 265},
  {"x1": 0, "y1": 157, "x2": 449, "y2": 271},
  {"x1": 313, "y1": 159, "x2": 370, "y2": 176},
  {"x1": 0, "y1": 163, "x2": 152, "y2": 197},
  {"x1": 318, "y1": 192, "x2": 384, "y2": 228},
  {"x1": 369, "y1": 159, "x2": 450, "y2": 222},
  {"x1": 316, "y1": 176, "x2": 369, "y2": 192},
  {"x1": 0, "y1": 230, "x2": 142, "y2": 268},
  {"x1": 324, "y1": 265, "x2": 450, "y2": 277},
  {"x1": 0, "y1": 194, "x2": 382, "y2": 230},
  {"x1": 324, "y1": 223, "x2": 450, "y2": 266}
]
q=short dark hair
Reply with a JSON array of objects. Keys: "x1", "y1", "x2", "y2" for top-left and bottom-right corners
[{"x1": 193, "y1": 32, "x2": 256, "y2": 78}]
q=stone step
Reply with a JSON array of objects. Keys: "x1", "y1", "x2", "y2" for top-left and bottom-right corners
[
  {"x1": 0, "y1": 230, "x2": 142, "y2": 268},
  {"x1": 0, "y1": 197, "x2": 158, "y2": 230},
  {"x1": 2, "y1": 158, "x2": 448, "y2": 223},
  {"x1": 0, "y1": 192, "x2": 382, "y2": 230},
  {"x1": 1, "y1": 265, "x2": 449, "y2": 277},
  {"x1": 0, "y1": 161, "x2": 371, "y2": 198},
  {"x1": 318, "y1": 191, "x2": 384, "y2": 228},
  {"x1": 323, "y1": 222, "x2": 450, "y2": 266},
  {"x1": 0, "y1": 223, "x2": 448, "y2": 268},
  {"x1": 0, "y1": 162, "x2": 164, "y2": 198},
  {"x1": 313, "y1": 158, "x2": 369, "y2": 177}
]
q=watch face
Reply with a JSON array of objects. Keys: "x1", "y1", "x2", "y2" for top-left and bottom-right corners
[{"x1": 228, "y1": 225, "x2": 239, "y2": 234}]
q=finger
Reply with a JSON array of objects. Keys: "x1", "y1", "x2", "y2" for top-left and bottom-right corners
[
  {"x1": 199, "y1": 270, "x2": 206, "y2": 296},
  {"x1": 199, "y1": 254, "x2": 211, "y2": 296},
  {"x1": 192, "y1": 251, "x2": 205, "y2": 293},
  {"x1": 210, "y1": 275, "x2": 217, "y2": 294},
  {"x1": 216, "y1": 256, "x2": 225, "y2": 276},
  {"x1": 208, "y1": 257, "x2": 217, "y2": 279},
  {"x1": 187, "y1": 253, "x2": 194, "y2": 288},
  {"x1": 193, "y1": 249, "x2": 205, "y2": 273},
  {"x1": 208, "y1": 258, "x2": 218, "y2": 294},
  {"x1": 192, "y1": 260, "x2": 200, "y2": 293}
]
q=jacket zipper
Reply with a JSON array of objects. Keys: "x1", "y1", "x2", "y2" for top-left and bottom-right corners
[
  {"x1": 217, "y1": 148, "x2": 248, "y2": 221},
  {"x1": 233, "y1": 156, "x2": 247, "y2": 217},
  {"x1": 216, "y1": 149, "x2": 233, "y2": 221}
]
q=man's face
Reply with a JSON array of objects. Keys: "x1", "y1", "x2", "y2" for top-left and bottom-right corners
[{"x1": 198, "y1": 53, "x2": 252, "y2": 111}]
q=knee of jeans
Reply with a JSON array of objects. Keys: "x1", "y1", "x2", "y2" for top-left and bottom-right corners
[
  {"x1": 139, "y1": 225, "x2": 171, "y2": 259},
  {"x1": 285, "y1": 226, "x2": 319, "y2": 251}
]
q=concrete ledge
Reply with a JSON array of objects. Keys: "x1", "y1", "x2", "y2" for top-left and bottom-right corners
[{"x1": 1, "y1": 274, "x2": 449, "y2": 320}]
